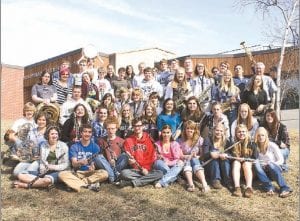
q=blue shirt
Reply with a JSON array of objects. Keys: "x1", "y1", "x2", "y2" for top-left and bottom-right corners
[
  {"x1": 69, "y1": 141, "x2": 100, "y2": 171},
  {"x1": 92, "y1": 120, "x2": 107, "y2": 143},
  {"x1": 157, "y1": 113, "x2": 182, "y2": 134}
]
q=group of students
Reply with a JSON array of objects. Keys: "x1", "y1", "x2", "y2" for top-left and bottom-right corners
[{"x1": 4, "y1": 57, "x2": 292, "y2": 198}]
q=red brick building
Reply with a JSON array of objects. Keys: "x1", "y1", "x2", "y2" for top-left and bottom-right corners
[{"x1": 1, "y1": 64, "x2": 24, "y2": 120}]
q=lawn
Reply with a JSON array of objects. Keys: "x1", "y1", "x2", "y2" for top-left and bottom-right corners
[{"x1": 0, "y1": 121, "x2": 299, "y2": 221}]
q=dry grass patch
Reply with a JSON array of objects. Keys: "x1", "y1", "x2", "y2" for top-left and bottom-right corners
[{"x1": 1, "y1": 126, "x2": 299, "y2": 221}]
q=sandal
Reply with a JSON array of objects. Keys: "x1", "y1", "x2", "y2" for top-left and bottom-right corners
[
  {"x1": 279, "y1": 190, "x2": 292, "y2": 198},
  {"x1": 266, "y1": 190, "x2": 274, "y2": 196},
  {"x1": 201, "y1": 185, "x2": 211, "y2": 193},
  {"x1": 187, "y1": 185, "x2": 196, "y2": 192}
]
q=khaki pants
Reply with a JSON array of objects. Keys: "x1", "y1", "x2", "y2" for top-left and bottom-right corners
[{"x1": 59, "y1": 169, "x2": 108, "y2": 192}]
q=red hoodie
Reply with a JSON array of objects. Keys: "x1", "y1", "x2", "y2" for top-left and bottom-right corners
[{"x1": 124, "y1": 132, "x2": 156, "y2": 171}]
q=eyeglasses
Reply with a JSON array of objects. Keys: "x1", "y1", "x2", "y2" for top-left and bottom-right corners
[
  {"x1": 61, "y1": 73, "x2": 69, "y2": 76},
  {"x1": 80, "y1": 64, "x2": 86, "y2": 66}
]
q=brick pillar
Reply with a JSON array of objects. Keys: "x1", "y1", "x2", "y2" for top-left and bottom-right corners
[{"x1": 0, "y1": 64, "x2": 24, "y2": 121}]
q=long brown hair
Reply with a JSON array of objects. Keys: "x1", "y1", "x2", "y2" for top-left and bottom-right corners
[
  {"x1": 159, "y1": 124, "x2": 174, "y2": 142},
  {"x1": 181, "y1": 96, "x2": 203, "y2": 122},
  {"x1": 263, "y1": 109, "x2": 279, "y2": 138},
  {"x1": 232, "y1": 124, "x2": 252, "y2": 157},
  {"x1": 142, "y1": 102, "x2": 157, "y2": 124},
  {"x1": 193, "y1": 63, "x2": 212, "y2": 78}
]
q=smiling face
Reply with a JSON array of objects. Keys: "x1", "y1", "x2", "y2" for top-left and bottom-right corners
[
  {"x1": 219, "y1": 63, "x2": 228, "y2": 73},
  {"x1": 214, "y1": 124, "x2": 224, "y2": 139},
  {"x1": 37, "y1": 115, "x2": 47, "y2": 128},
  {"x1": 176, "y1": 70, "x2": 185, "y2": 82},
  {"x1": 75, "y1": 105, "x2": 85, "y2": 118},
  {"x1": 145, "y1": 105, "x2": 154, "y2": 117},
  {"x1": 48, "y1": 129, "x2": 59, "y2": 144},
  {"x1": 187, "y1": 99, "x2": 198, "y2": 112},
  {"x1": 24, "y1": 110, "x2": 35, "y2": 120},
  {"x1": 133, "y1": 120, "x2": 144, "y2": 136},
  {"x1": 121, "y1": 105, "x2": 131, "y2": 118},
  {"x1": 223, "y1": 71, "x2": 232, "y2": 83},
  {"x1": 132, "y1": 93, "x2": 141, "y2": 102},
  {"x1": 161, "y1": 127, "x2": 172, "y2": 141},
  {"x1": 164, "y1": 100, "x2": 174, "y2": 112},
  {"x1": 81, "y1": 127, "x2": 92, "y2": 142},
  {"x1": 255, "y1": 63, "x2": 265, "y2": 75},
  {"x1": 185, "y1": 126, "x2": 195, "y2": 139},
  {"x1": 256, "y1": 128, "x2": 267, "y2": 143},
  {"x1": 265, "y1": 113, "x2": 274, "y2": 124},
  {"x1": 144, "y1": 70, "x2": 153, "y2": 81},
  {"x1": 97, "y1": 108, "x2": 108, "y2": 122},
  {"x1": 236, "y1": 126, "x2": 247, "y2": 141}
]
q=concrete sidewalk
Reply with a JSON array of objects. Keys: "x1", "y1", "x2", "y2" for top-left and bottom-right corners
[{"x1": 280, "y1": 109, "x2": 299, "y2": 130}]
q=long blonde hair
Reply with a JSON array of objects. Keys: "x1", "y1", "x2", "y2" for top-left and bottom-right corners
[
  {"x1": 232, "y1": 124, "x2": 252, "y2": 157},
  {"x1": 219, "y1": 70, "x2": 240, "y2": 95},
  {"x1": 237, "y1": 103, "x2": 254, "y2": 131},
  {"x1": 181, "y1": 120, "x2": 200, "y2": 147},
  {"x1": 212, "y1": 123, "x2": 227, "y2": 152},
  {"x1": 254, "y1": 127, "x2": 269, "y2": 154},
  {"x1": 171, "y1": 67, "x2": 190, "y2": 90}
]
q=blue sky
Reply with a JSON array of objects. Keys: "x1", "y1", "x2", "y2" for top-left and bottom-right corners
[{"x1": 1, "y1": 0, "x2": 272, "y2": 66}]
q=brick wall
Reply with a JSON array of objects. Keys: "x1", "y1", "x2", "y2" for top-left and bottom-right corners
[{"x1": 1, "y1": 64, "x2": 24, "y2": 121}]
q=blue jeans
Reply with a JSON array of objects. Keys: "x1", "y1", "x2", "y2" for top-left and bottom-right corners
[
  {"x1": 224, "y1": 108, "x2": 237, "y2": 132},
  {"x1": 153, "y1": 160, "x2": 183, "y2": 187},
  {"x1": 280, "y1": 148, "x2": 290, "y2": 171},
  {"x1": 94, "y1": 153, "x2": 128, "y2": 183},
  {"x1": 183, "y1": 158, "x2": 203, "y2": 173},
  {"x1": 254, "y1": 162, "x2": 290, "y2": 193},
  {"x1": 14, "y1": 161, "x2": 39, "y2": 177},
  {"x1": 206, "y1": 159, "x2": 231, "y2": 184}
]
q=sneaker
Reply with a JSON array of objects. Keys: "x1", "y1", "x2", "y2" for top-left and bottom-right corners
[
  {"x1": 266, "y1": 190, "x2": 274, "y2": 196},
  {"x1": 212, "y1": 180, "x2": 222, "y2": 189},
  {"x1": 155, "y1": 182, "x2": 162, "y2": 188},
  {"x1": 244, "y1": 187, "x2": 253, "y2": 198},
  {"x1": 279, "y1": 190, "x2": 292, "y2": 198},
  {"x1": 88, "y1": 182, "x2": 100, "y2": 192},
  {"x1": 115, "y1": 180, "x2": 132, "y2": 188},
  {"x1": 232, "y1": 187, "x2": 242, "y2": 197}
]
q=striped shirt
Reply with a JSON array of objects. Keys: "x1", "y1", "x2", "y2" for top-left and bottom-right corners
[{"x1": 53, "y1": 80, "x2": 72, "y2": 105}]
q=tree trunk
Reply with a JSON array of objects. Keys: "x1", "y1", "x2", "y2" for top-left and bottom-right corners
[{"x1": 275, "y1": 0, "x2": 299, "y2": 120}]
